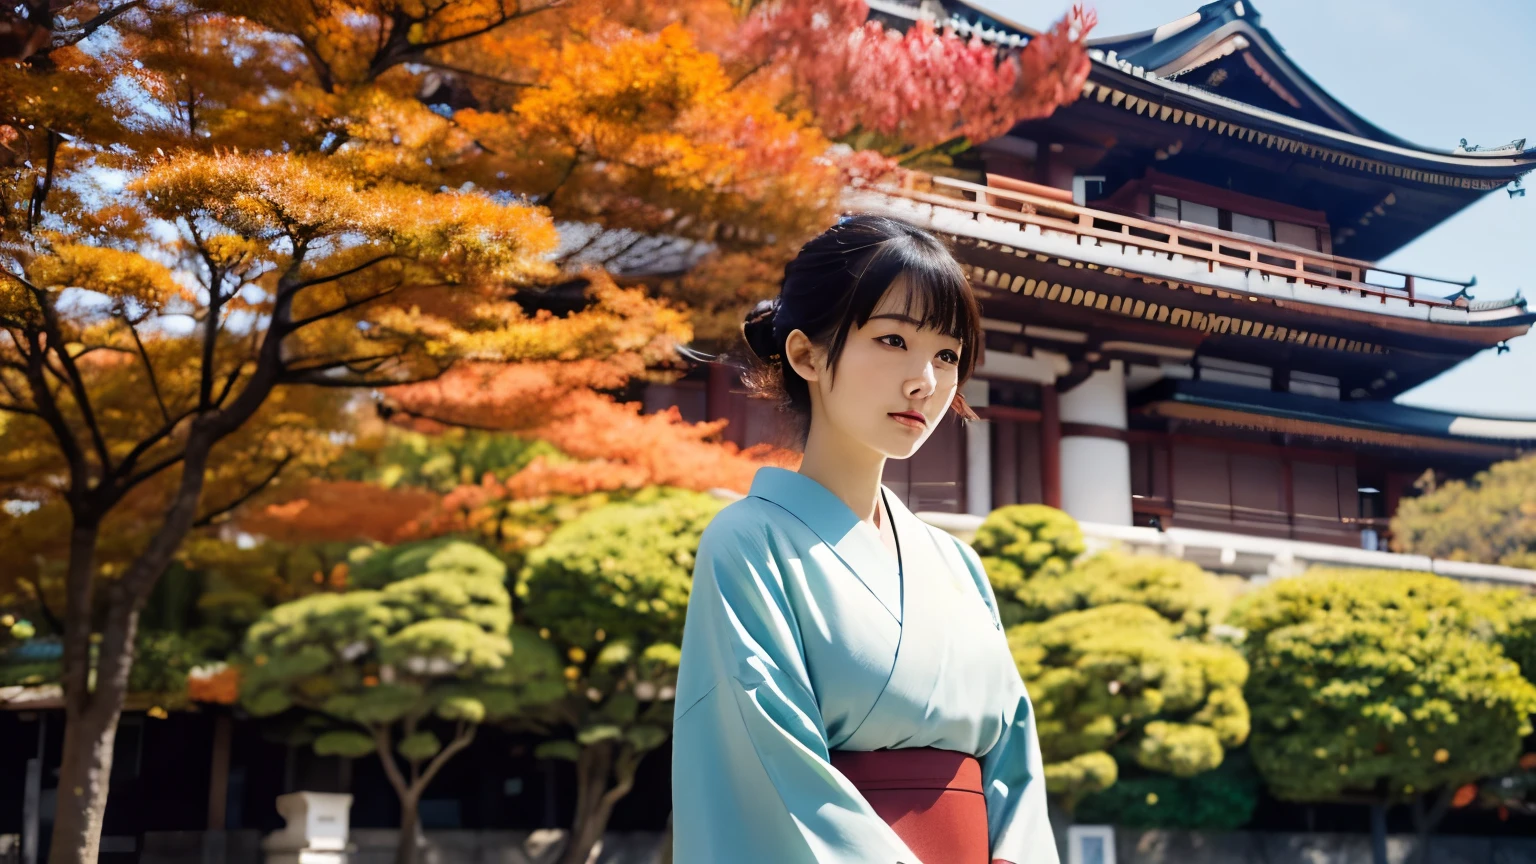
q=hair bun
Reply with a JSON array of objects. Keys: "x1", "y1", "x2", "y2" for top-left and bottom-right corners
[{"x1": 741, "y1": 298, "x2": 782, "y2": 364}]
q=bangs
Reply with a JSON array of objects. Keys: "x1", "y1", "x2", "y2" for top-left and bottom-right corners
[{"x1": 829, "y1": 234, "x2": 983, "y2": 379}]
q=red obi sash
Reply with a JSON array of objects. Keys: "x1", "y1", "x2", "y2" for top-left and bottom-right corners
[{"x1": 831, "y1": 747, "x2": 1003, "y2": 864}]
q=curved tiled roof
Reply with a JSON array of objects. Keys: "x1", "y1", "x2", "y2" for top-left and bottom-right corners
[{"x1": 888, "y1": 0, "x2": 1536, "y2": 180}]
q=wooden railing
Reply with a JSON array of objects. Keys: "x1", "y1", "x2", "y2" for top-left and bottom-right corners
[{"x1": 876, "y1": 175, "x2": 1473, "y2": 309}]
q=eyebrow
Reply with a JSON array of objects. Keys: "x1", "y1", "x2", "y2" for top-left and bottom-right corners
[{"x1": 866, "y1": 314, "x2": 925, "y2": 326}]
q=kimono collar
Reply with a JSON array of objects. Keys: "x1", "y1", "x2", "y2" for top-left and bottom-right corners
[{"x1": 748, "y1": 467, "x2": 911, "y2": 619}]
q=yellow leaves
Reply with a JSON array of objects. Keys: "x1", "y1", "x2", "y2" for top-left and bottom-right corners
[
  {"x1": 507, "y1": 21, "x2": 837, "y2": 236},
  {"x1": 28, "y1": 245, "x2": 185, "y2": 309},
  {"x1": 138, "y1": 151, "x2": 558, "y2": 283},
  {"x1": 518, "y1": 24, "x2": 731, "y2": 133},
  {"x1": 369, "y1": 273, "x2": 687, "y2": 370},
  {"x1": 202, "y1": 235, "x2": 264, "y2": 271},
  {"x1": 0, "y1": 274, "x2": 39, "y2": 323}
]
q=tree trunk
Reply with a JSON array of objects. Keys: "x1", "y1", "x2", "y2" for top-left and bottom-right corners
[
  {"x1": 1410, "y1": 788, "x2": 1454, "y2": 864},
  {"x1": 48, "y1": 438, "x2": 215, "y2": 864},
  {"x1": 559, "y1": 741, "x2": 645, "y2": 864},
  {"x1": 1369, "y1": 802, "x2": 1389, "y2": 864},
  {"x1": 559, "y1": 743, "x2": 614, "y2": 864},
  {"x1": 396, "y1": 794, "x2": 422, "y2": 864},
  {"x1": 46, "y1": 705, "x2": 119, "y2": 864},
  {"x1": 46, "y1": 521, "x2": 123, "y2": 864},
  {"x1": 48, "y1": 611, "x2": 141, "y2": 864}
]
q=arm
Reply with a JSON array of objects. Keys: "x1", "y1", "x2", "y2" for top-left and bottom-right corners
[
  {"x1": 672, "y1": 516, "x2": 920, "y2": 864},
  {"x1": 950, "y1": 537, "x2": 1061, "y2": 864}
]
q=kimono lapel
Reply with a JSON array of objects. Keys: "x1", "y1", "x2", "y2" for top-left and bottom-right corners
[
  {"x1": 748, "y1": 468, "x2": 902, "y2": 621},
  {"x1": 841, "y1": 490, "x2": 957, "y2": 749}
]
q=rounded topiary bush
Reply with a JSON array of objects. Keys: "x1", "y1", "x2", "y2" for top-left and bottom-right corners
[
  {"x1": 1018, "y1": 550, "x2": 1232, "y2": 635},
  {"x1": 970, "y1": 504, "x2": 1085, "y2": 627},
  {"x1": 1234, "y1": 568, "x2": 1536, "y2": 803},
  {"x1": 1009, "y1": 602, "x2": 1250, "y2": 809},
  {"x1": 515, "y1": 487, "x2": 724, "y2": 655}
]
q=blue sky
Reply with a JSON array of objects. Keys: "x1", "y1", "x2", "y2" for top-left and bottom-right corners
[{"x1": 986, "y1": 0, "x2": 1536, "y2": 417}]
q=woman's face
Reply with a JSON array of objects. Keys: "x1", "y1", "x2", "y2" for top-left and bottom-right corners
[{"x1": 790, "y1": 280, "x2": 965, "y2": 460}]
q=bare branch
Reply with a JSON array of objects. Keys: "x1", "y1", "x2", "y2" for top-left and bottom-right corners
[
  {"x1": 192, "y1": 453, "x2": 294, "y2": 528},
  {"x1": 56, "y1": 0, "x2": 145, "y2": 46},
  {"x1": 110, "y1": 405, "x2": 198, "y2": 486},
  {"x1": 20, "y1": 328, "x2": 90, "y2": 501},
  {"x1": 287, "y1": 253, "x2": 401, "y2": 295},
  {"x1": 416, "y1": 721, "x2": 476, "y2": 793},
  {"x1": 27, "y1": 284, "x2": 114, "y2": 476},
  {"x1": 414, "y1": 59, "x2": 541, "y2": 89},
  {"x1": 0, "y1": 401, "x2": 44, "y2": 417},
  {"x1": 281, "y1": 352, "x2": 401, "y2": 376},
  {"x1": 372, "y1": 725, "x2": 412, "y2": 801},
  {"x1": 409, "y1": 0, "x2": 564, "y2": 55},
  {"x1": 381, "y1": 404, "x2": 503, "y2": 433},
  {"x1": 286, "y1": 286, "x2": 399, "y2": 331},
  {"x1": 115, "y1": 448, "x2": 187, "y2": 499},
  {"x1": 122, "y1": 312, "x2": 171, "y2": 424}
]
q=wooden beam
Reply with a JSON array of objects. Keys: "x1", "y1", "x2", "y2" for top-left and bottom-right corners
[
  {"x1": 207, "y1": 713, "x2": 232, "y2": 831},
  {"x1": 1041, "y1": 386, "x2": 1062, "y2": 509}
]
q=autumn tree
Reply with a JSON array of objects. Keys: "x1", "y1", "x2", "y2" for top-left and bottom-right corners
[
  {"x1": 1234, "y1": 569, "x2": 1536, "y2": 864},
  {"x1": 733, "y1": 0, "x2": 1095, "y2": 162},
  {"x1": 511, "y1": 487, "x2": 723, "y2": 864},
  {"x1": 240, "y1": 538, "x2": 564, "y2": 864},
  {"x1": 0, "y1": 3, "x2": 775, "y2": 860},
  {"x1": 2, "y1": 3, "x2": 1096, "y2": 860},
  {"x1": 1392, "y1": 454, "x2": 1536, "y2": 569}
]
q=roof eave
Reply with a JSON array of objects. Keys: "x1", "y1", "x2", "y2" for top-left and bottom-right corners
[{"x1": 1085, "y1": 59, "x2": 1536, "y2": 178}]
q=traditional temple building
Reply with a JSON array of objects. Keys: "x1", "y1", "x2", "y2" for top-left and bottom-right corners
[{"x1": 650, "y1": 0, "x2": 1536, "y2": 560}]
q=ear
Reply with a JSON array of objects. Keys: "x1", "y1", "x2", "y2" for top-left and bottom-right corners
[{"x1": 784, "y1": 328, "x2": 822, "y2": 383}]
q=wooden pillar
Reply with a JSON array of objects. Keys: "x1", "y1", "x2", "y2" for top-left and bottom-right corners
[
  {"x1": 1282, "y1": 459, "x2": 1296, "y2": 539},
  {"x1": 1040, "y1": 385, "x2": 1062, "y2": 510},
  {"x1": 705, "y1": 363, "x2": 738, "y2": 446},
  {"x1": 21, "y1": 712, "x2": 45, "y2": 864},
  {"x1": 207, "y1": 713, "x2": 233, "y2": 830}
]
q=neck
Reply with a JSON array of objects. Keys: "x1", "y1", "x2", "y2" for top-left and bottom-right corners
[{"x1": 797, "y1": 417, "x2": 888, "y2": 526}]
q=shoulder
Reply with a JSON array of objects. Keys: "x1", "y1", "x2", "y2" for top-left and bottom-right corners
[
  {"x1": 698, "y1": 496, "x2": 784, "y2": 549},
  {"x1": 691, "y1": 498, "x2": 805, "y2": 610},
  {"x1": 694, "y1": 496, "x2": 808, "y2": 576}
]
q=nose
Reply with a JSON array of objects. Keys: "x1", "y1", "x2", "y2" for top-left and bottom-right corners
[{"x1": 905, "y1": 360, "x2": 937, "y2": 400}]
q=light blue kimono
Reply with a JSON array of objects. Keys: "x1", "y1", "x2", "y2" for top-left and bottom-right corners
[{"x1": 672, "y1": 467, "x2": 1056, "y2": 864}]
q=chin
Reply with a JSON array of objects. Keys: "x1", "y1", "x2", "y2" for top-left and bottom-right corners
[{"x1": 873, "y1": 432, "x2": 930, "y2": 461}]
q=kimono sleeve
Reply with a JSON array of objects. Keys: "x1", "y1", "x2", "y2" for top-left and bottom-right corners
[
  {"x1": 671, "y1": 511, "x2": 919, "y2": 864},
  {"x1": 950, "y1": 536, "x2": 1062, "y2": 864}
]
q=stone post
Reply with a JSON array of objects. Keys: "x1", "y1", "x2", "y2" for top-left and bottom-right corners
[{"x1": 262, "y1": 792, "x2": 353, "y2": 864}]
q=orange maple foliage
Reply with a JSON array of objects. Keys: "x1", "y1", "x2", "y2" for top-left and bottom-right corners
[
  {"x1": 508, "y1": 392, "x2": 799, "y2": 496},
  {"x1": 236, "y1": 480, "x2": 440, "y2": 546},
  {"x1": 376, "y1": 363, "x2": 797, "y2": 538},
  {"x1": 187, "y1": 664, "x2": 242, "y2": 705}
]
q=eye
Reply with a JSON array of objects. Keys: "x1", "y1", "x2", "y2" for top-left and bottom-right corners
[
  {"x1": 878, "y1": 334, "x2": 906, "y2": 349},
  {"x1": 937, "y1": 349, "x2": 960, "y2": 365}
]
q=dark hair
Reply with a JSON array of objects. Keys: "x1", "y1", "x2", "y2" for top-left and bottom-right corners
[{"x1": 740, "y1": 214, "x2": 984, "y2": 443}]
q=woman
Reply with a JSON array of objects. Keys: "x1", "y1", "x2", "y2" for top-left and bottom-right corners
[{"x1": 671, "y1": 215, "x2": 1056, "y2": 864}]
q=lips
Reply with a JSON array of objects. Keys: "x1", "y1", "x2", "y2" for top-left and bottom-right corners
[{"x1": 888, "y1": 411, "x2": 927, "y2": 429}]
